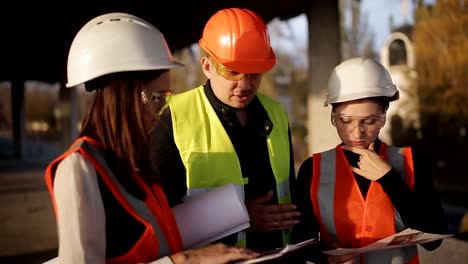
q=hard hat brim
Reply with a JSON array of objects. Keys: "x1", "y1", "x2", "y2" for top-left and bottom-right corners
[
  {"x1": 324, "y1": 87, "x2": 399, "y2": 106},
  {"x1": 66, "y1": 62, "x2": 183, "y2": 88}
]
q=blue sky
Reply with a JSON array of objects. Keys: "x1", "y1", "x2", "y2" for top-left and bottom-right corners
[
  {"x1": 361, "y1": 0, "x2": 415, "y2": 49},
  {"x1": 270, "y1": 0, "x2": 422, "y2": 55}
]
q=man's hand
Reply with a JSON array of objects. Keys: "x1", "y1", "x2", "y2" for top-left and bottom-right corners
[{"x1": 245, "y1": 190, "x2": 300, "y2": 232}]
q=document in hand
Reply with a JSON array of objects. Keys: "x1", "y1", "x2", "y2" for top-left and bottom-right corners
[
  {"x1": 172, "y1": 183, "x2": 250, "y2": 249},
  {"x1": 323, "y1": 228, "x2": 453, "y2": 256},
  {"x1": 232, "y1": 238, "x2": 319, "y2": 264}
]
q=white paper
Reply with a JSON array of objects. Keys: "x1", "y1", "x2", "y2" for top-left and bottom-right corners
[
  {"x1": 323, "y1": 228, "x2": 453, "y2": 256},
  {"x1": 172, "y1": 183, "x2": 250, "y2": 249},
  {"x1": 233, "y1": 238, "x2": 319, "y2": 264}
]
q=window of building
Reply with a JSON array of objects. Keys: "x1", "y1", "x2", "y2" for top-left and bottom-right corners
[{"x1": 389, "y1": 39, "x2": 407, "y2": 66}]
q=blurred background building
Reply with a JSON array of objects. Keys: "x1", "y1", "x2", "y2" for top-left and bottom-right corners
[{"x1": 0, "y1": 0, "x2": 466, "y2": 262}]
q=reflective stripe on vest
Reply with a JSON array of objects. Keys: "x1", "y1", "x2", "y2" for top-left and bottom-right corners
[
  {"x1": 312, "y1": 143, "x2": 418, "y2": 264},
  {"x1": 44, "y1": 137, "x2": 182, "y2": 263},
  {"x1": 168, "y1": 86, "x2": 292, "y2": 246}
]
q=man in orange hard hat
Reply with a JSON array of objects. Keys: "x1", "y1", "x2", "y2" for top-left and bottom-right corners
[{"x1": 151, "y1": 7, "x2": 300, "y2": 255}]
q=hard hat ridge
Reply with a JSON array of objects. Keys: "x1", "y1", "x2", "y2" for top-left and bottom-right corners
[
  {"x1": 199, "y1": 8, "x2": 276, "y2": 74},
  {"x1": 66, "y1": 12, "x2": 183, "y2": 88}
]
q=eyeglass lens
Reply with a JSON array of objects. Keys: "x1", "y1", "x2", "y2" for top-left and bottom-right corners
[
  {"x1": 333, "y1": 114, "x2": 385, "y2": 131},
  {"x1": 210, "y1": 57, "x2": 261, "y2": 81},
  {"x1": 141, "y1": 90, "x2": 173, "y2": 117}
]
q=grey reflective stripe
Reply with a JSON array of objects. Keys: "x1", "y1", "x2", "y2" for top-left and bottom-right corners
[
  {"x1": 394, "y1": 210, "x2": 405, "y2": 232},
  {"x1": 399, "y1": 246, "x2": 419, "y2": 263},
  {"x1": 365, "y1": 246, "x2": 418, "y2": 264},
  {"x1": 319, "y1": 149, "x2": 338, "y2": 241},
  {"x1": 80, "y1": 141, "x2": 171, "y2": 256},
  {"x1": 277, "y1": 180, "x2": 290, "y2": 200},
  {"x1": 387, "y1": 146, "x2": 404, "y2": 177},
  {"x1": 387, "y1": 146, "x2": 406, "y2": 232}
]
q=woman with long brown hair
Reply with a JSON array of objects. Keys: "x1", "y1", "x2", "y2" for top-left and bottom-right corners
[{"x1": 44, "y1": 12, "x2": 258, "y2": 264}]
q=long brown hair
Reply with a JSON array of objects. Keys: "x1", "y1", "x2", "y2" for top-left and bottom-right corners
[{"x1": 80, "y1": 70, "x2": 165, "y2": 198}]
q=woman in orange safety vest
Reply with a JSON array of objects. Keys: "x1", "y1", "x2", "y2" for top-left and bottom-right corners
[
  {"x1": 291, "y1": 57, "x2": 448, "y2": 264},
  {"x1": 43, "y1": 12, "x2": 258, "y2": 264}
]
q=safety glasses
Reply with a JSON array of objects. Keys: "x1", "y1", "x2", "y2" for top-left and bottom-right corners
[
  {"x1": 209, "y1": 57, "x2": 261, "y2": 81},
  {"x1": 141, "y1": 89, "x2": 173, "y2": 114},
  {"x1": 331, "y1": 113, "x2": 386, "y2": 132}
]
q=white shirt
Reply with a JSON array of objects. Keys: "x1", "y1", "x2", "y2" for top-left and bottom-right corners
[{"x1": 48, "y1": 152, "x2": 174, "y2": 264}]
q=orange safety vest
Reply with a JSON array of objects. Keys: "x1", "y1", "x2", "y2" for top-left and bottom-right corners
[
  {"x1": 44, "y1": 136, "x2": 183, "y2": 264},
  {"x1": 311, "y1": 143, "x2": 419, "y2": 264}
]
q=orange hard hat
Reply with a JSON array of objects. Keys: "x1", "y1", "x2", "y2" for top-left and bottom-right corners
[{"x1": 199, "y1": 8, "x2": 276, "y2": 74}]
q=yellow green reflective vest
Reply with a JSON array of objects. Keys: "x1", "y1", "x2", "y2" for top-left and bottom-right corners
[{"x1": 167, "y1": 86, "x2": 292, "y2": 247}]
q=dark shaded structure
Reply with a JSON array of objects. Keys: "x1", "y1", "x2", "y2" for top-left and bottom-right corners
[
  {"x1": 3, "y1": 0, "x2": 338, "y2": 159},
  {"x1": 1, "y1": 0, "x2": 345, "y2": 159},
  {"x1": 0, "y1": 1, "x2": 312, "y2": 83}
]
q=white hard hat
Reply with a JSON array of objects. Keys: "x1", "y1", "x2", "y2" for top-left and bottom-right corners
[
  {"x1": 325, "y1": 57, "x2": 399, "y2": 106},
  {"x1": 66, "y1": 12, "x2": 183, "y2": 88}
]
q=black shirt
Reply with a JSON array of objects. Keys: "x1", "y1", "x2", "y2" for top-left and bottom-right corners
[{"x1": 150, "y1": 81, "x2": 296, "y2": 253}]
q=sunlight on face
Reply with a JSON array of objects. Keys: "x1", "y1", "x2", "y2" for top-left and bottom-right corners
[
  {"x1": 203, "y1": 57, "x2": 262, "y2": 109},
  {"x1": 332, "y1": 99, "x2": 386, "y2": 149}
]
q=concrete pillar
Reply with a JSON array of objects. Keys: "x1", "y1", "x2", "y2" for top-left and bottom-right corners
[
  {"x1": 57, "y1": 85, "x2": 79, "y2": 152},
  {"x1": 70, "y1": 87, "x2": 79, "y2": 142},
  {"x1": 11, "y1": 80, "x2": 25, "y2": 159},
  {"x1": 305, "y1": 0, "x2": 342, "y2": 154}
]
